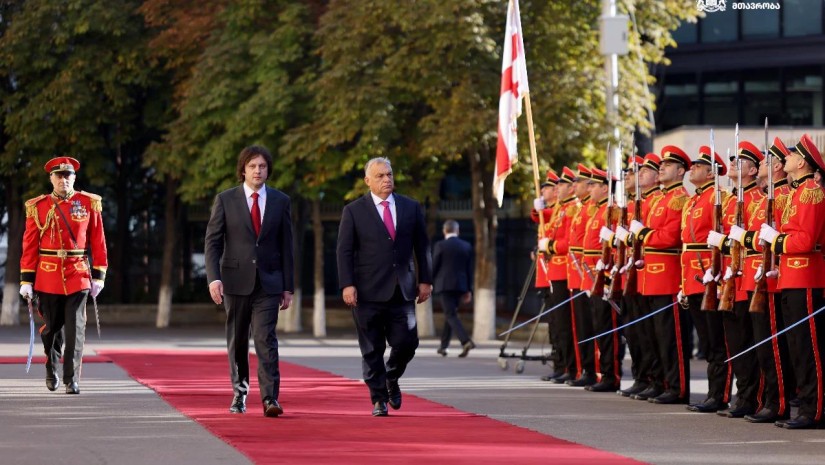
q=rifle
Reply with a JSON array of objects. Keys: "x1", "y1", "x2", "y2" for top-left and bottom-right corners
[
  {"x1": 719, "y1": 128, "x2": 742, "y2": 312},
  {"x1": 592, "y1": 142, "x2": 616, "y2": 297},
  {"x1": 624, "y1": 143, "x2": 642, "y2": 298},
  {"x1": 750, "y1": 117, "x2": 771, "y2": 313},
  {"x1": 610, "y1": 138, "x2": 633, "y2": 301},
  {"x1": 701, "y1": 129, "x2": 722, "y2": 312}
]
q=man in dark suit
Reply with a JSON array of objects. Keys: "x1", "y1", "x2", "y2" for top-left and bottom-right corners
[
  {"x1": 205, "y1": 145, "x2": 294, "y2": 418},
  {"x1": 433, "y1": 219, "x2": 475, "y2": 357},
  {"x1": 336, "y1": 157, "x2": 433, "y2": 417}
]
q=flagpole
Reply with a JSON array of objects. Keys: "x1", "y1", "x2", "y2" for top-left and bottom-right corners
[{"x1": 524, "y1": 93, "x2": 545, "y2": 236}]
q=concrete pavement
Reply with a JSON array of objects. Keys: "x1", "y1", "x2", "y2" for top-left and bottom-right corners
[{"x1": 1, "y1": 326, "x2": 823, "y2": 465}]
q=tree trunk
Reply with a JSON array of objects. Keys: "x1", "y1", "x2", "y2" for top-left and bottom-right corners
[
  {"x1": 311, "y1": 198, "x2": 326, "y2": 337},
  {"x1": 156, "y1": 176, "x2": 178, "y2": 328},
  {"x1": 469, "y1": 147, "x2": 497, "y2": 342},
  {"x1": 111, "y1": 145, "x2": 131, "y2": 302},
  {"x1": 1, "y1": 176, "x2": 23, "y2": 325},
  {"x1": 279, "y1": 196, "x2": 307, "y2": 332}
]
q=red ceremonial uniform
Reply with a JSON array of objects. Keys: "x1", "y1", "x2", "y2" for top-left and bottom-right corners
[
  {"x1": 634, "y1": 186, "x2": 662, "y2": 293},
  {"x1": 20, "y1": 191, "x2": 108, "y2": 294},
  {"x1": 545, "y1": 196, "x2": 575, "y2": 281},
  {"x1": 680, "y1": 181, "x2": 718, "y2": 296},
  {"x1": 637, "y1": 182, "x2": 688, "y2": 295},
  {"x1": 722, "y1": 182, "x2": 765, "y2": 298},
  {"x1": 568, "y1": 196, "x2": 592, "y2": 290},
  {"x1": 531, "y1": 204, "x2": 555, "y2": 288},
  {"x1": 743, "y1": 179, "x2": 791, "y2": 294},
  {"x1": 581, "y1": 198, "x2": 608, "y2": 291},
  {"x1": 770, "y1": 174, "x2": 825, "y2": 289}
]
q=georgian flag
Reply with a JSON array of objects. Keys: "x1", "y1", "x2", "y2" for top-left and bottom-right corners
[{"x1": 493, "y1": 0, "x2": 529, "y2": 207}]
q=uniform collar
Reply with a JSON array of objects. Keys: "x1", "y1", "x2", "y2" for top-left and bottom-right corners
[
  {"x1": 662, "y1": 181, "x2": 683, "y2": 193},
  {"x1": 642, "y1": 186, "x2": 660, "y2": 198},
  {"x1": 560, "y1": 195, "x2": 576, "y2": 205},
  {"x1": 51, "y1": 190, "x2": 75, "y2": 201},
  {"x1": 791, "y1": 173, "x2": 815, "y2": 189},
  {"x1": 694, "y1": 181, "x2": 714, "y2": 196}
]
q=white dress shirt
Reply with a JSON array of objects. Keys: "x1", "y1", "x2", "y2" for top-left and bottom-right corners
[
  {"x1": 243, "y1": 183, "x2": 266, "y2": 224},
  {"x1": 370, "y1": 192, "x2": 396, "y2": 229}
]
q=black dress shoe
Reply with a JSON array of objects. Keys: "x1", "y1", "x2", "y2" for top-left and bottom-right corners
[
  {"x1": 436, "y1": 348, "x2": 448, "y2": 357},
  {"x1": 372, "y1": 401, "x2": 388, "y2": 417},
  {"x1": 778, "y1": 414, "x2": 818, "y2": 429},
  {"x1": 458, "y1": 341, "x2": 476, "y2": 358},
  {"x1": 565, "y1": 374, "x2": 596, "y2": 387},
  {"x1": 718, "y1": 404, "x2": 755, "y2": 418},
  {"x1": 387, "y1": 379, "x2": 402, "y2": 410},
  {"x1": 548, "y1": 372, "x2": 573, "y2": 384},
  {"x1": 745, "y1": 408, "x2": 788, "y2": 423},
  {"x1": 65, "y1": 382, "x2": 79, "y2": 394},
  {"x1": 585, "y1": 381, "x2": 619, "y2": 392},
  {"x1": 686, "y1": 397, "x2": 727, "y2": 413},
  {"x1": 229, "y1": 394, "x2": 247, "y2": 414},
  {"x1": 46, "y1": 377, "x2": 59, "y2": 392},
  {"x1": 649, "y1": 391, "x2": 687, "y2": 404},
  {"x1": 540, "y1": 370, "x2": 565, "y2": 382},
  {"x1": 618, "y1": 382, "x2": 648, "y2": 398},
  {"x1": 632, "y1": 386, "x2": 662, "y2": 401},
  {"x1": 263, "y1": 398, "x2": 283, "y2": 417}
]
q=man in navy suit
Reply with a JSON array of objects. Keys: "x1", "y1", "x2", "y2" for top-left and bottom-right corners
[
  {"x1": 205, "y1": 145, "x2": 294, "y2": 418},
  {"x1": 433, "y1": 219, "x2": 475, "y2": 357},
  {"x1": 336, "y1": 157, "x2": 433, "y2": 416}
]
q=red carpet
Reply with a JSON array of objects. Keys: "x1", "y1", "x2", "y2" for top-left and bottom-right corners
[{"x1": 100, "y1": 350, "x2": 644, "y2": 465}]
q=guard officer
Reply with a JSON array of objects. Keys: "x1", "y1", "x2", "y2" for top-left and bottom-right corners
[{"x1": 19, "y1": 157, "x2": 108, "y2": 394}]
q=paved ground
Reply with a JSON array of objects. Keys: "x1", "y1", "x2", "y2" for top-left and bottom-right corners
[{"x1": 1, "y1": 326, "x2": 824, "y2": 465}]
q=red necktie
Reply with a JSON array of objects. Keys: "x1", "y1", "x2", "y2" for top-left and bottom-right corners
[
  {"x1": 380, "y1": 200, "x2": 396, "y2": 240},
  {"x1": 251, "y1": 192, "x2": 261, "y2": 237}
]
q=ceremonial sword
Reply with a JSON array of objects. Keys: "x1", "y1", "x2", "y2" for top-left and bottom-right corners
[{"x1": 25, "y1": 297, "x2": 35, "y2": 373}]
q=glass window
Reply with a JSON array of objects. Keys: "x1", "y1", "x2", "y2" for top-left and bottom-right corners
[
  {"x1": 785, "y1": 67, "x2": 824, "y2": 125},
  {"x1": 659, "y1": 75, "x2": 700, "y2": 131},
  {"x1": 741, "y1": 1, "x2": 779, "y2": 39},
  {"x1": 784, "y1": 0, "x2": 823, "y2": 37},
  {"x1": 742, "y1": 70, "x2": 781, "y2": 125},
  {"x1": 700, "y1": 7, "x2": 738, "y2": 43},
  {"x1": 673, "y1": 21, "x2": 698, "y2": 45},
  {"x1": 703, "y1": 73, "x2": 739, "y2": 125}
]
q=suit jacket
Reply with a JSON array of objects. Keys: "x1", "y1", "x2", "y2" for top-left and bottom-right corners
[
  {"x1": 336, "y1": 193, "x2": 432, "y2": 302},
  {"x1": 432, "y1": 236, "x2": 473, "y2": 294},
  {"x1": 204, "y1": 185, "x2": 294, "y2": 296}
]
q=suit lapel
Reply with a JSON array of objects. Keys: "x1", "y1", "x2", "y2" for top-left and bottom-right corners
[
  {"x1": 362, "y1": 194, "x2": 386, "y2": 234},
  {"x1": 258, "y1": 187, "x2": 276, "y2": 238},
  {"x1": 392, "y1": 193, "x2": 403, "y2": 233}
]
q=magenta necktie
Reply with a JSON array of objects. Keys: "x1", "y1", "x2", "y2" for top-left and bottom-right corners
[
  {"x1": 380, "y1": 200, "x2": 396, "y2": 240},
  {"x1": 251, "y1": 192, "x2": 261, "y2": 237}
]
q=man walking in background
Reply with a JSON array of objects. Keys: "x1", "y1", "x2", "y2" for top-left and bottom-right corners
[{"x1": 433, "y1": 219, "x2": 475, "y2": 357}]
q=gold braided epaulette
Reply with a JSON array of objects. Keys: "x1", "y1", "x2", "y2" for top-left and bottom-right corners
[
  {"x1": 79, "y1": 190, "x2": 103, "y2": 212},
  {"x1": 800, "y1": 186, "x2": 825, "y2": 205},
  {"x1": 24, "y1": 195, "x2": 46, "y2": 218},
  {"x1": 668, "y1": 191, "x2": 687, "y2": 211}
]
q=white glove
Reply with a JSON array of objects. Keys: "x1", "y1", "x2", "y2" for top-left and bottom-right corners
[
  {"x1": 728, "y1": 225, "x2": 747, "y2": 245},
  {"x1": 754, "y1": 265, "x2": 764, "y2": 281},
  {"x1": 766, "y1": 270, "x2": 779, "y2": 278},
  {"x1": 615, "y1": 225, "x2": 631, "y2": 244},
  {"x1": 599, "y1": 226, "x2": 614, "y2": 244},
  {"x1": 629, "y1": 220, "x2": 645, "y2": 235},
  {"x1": 538, "y1": 238, "x2": 550, "y2": 253},
  {"x1": 91, "y1": 280, "x2": 104, "y2": 298},
  {"x1": 533, "y1": 198, "x2": 545, "y2": 211},
  {"x1": 596, "y1": 259, "x2": 606, "y2": 271},
  {"x1": 723, "y1": 266, "x2": 733, "y2": 281},
  {"x1": 634, "y1": 259, "x2": 645, "y2": 268},
  {"x1": 19, "y1": 284, "x2": 33, "y2": 299},
  {"x1": 618, "y1": 257, "x2": 632, "y2": 274},
  {"x1": 707, "y1": 230, "x2": 727, "y2": 249},
  {"x1": 702, "y1": 267, "x2": 716, "y2": 285},
  {"x1": 677, "y1": 290, "x2": 689, "y2": 308},
  {"x1": 759, "y1": 223, "x2": 780, "y2": 244}
]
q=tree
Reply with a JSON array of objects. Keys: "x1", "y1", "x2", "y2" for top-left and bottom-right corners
[{"x1": 0, "y1": 0, "x2": 155, "y2": 324}]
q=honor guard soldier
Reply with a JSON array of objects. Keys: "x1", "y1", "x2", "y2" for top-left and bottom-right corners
[
  {"x1": 616, "y1": 153, "x2": 666, "y2": 399},
  {"x1": 531, "y1": 170, "x2": 561, "y2": 377},
  {"x1": 731, "y1": 137, "x2": 796, "y2": 423},
  {"x1": 582, "y1": 167, "x2": 622, "y2": 392},
  {"x1": 538, "y1": 167, "x2": 579, "y2": 383},
  {"x1": 19, "y1": 157, "x2": 108, "y2": 394},
  {"x1": 757, "y1": 134, "x2": 825, "y2": 429},
  {"x1": 707, "y1": 141, "x2": 764, "y2": 418},
  {"x1": 565, "y1": 164, "x2": 598, "y2": 387},
  {"x1": 625, "y1": 146, "x2": 691, "y2": 405},
  {"x1": 683, "y1": 146, "x2": 732, "y2": 414}
]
